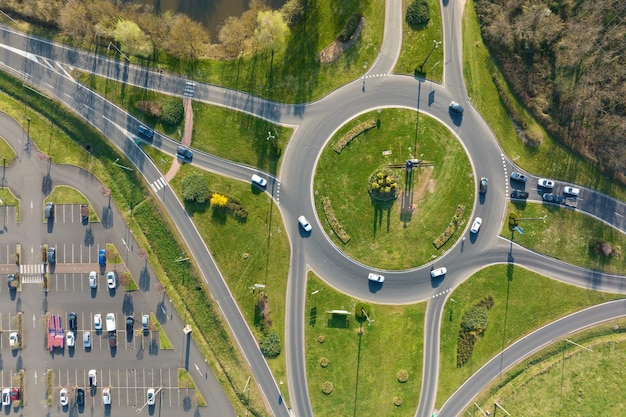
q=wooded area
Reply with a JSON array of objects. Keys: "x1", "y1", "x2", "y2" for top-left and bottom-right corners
[{"x1": 475, "y1": 0, "x2": 626, "y2": 183}]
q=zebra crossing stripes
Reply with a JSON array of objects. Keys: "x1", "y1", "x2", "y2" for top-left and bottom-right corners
[
  {"x1": 19, "y1": 263, "x2": 43, "y2": 276},
  {"x1": 150, "y1": 177, "x2": 167, "y2": 192},
  {"x1": 21, "y1": 275, "x2": 44, "y2": 284}
]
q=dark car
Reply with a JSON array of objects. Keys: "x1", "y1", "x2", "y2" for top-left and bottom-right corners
[
  {"x1": 126, "y1": 316, "x2": 134, "y2": 330},
  {"x1": 511, "y1": 190, "x2": 529, "y2": 199},
  {"x1": 45, "y1": 202, "x2": 55, "y2": 218},
  {"x1": 108, "y1": 331, "x2": 117, "y2": 348},
  {"x1": 98, "y1": 249, "x2": 106, "y2": 266},
  {"x1": 76, "y1": 387, "x2": 84, "y2": 406},
  {"x1": 7, "y1": 274, "x2": 16, "y2": 289},
  {"x1": 479, "y1": 177, "x2": 488, "y2": 194},
  {"x1": 176, "y1": 146, "x2": 193, "y2": 161},
  {"x1": 68, "y1": 312, "x2": 77, "y2": 332},
  {"x1": 47, "y1": 247, "x2": 56, "y2": 264},
  {"x1": 543, "y1": 193, "x2": 564, "y2": 204},
  {"x1": 449, "y1": 101, "x2": 464, "y2": 114},
  {"x1": 137, "y1": 124, "x2": 154, "y2": 139}
]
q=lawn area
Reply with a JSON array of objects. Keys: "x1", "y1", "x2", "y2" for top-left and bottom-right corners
[
  {"x1": 76, "y1": 71, "x2": 292, "y2": 174},
  {"x1": 501, "y1": 202, "x2": 626, "y2": 275},
  {"x1": 313, "y1": 108, "x2": 473, "y2": 269},
  {"x1": 305, "y1": 272, "x2": 425, "y2": 417},
  {"x1": 167, "y1": 162, "x2": 291, "y2": 405},
  {"x1": 467, "y1": 318, "x2": 626, "y2": 416},
  {"x1": 395, "y1": 0, "x2": 443, "y2": 82},
  {"x1": 0, "y1": 137, "x2": 16, "y2": 161},
  {"x1": 0, "y1": 187, "x2": 19, "y2": 221},
  {"x1": 436, "y1": 264, "x2": 623, "y2": 408},
  {"x1": 461, "y1": 0, "x2": 626, "y2": 201},
  {"x1": 46, "y1": 185, "x2": 99, "y2": 222}
]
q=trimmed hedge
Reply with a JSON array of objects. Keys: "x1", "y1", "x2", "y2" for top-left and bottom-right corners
[
  {"x1": 333, "y1": 119, "x2": 377, "y2": 153},
  {"x1": 322, "y1": 197, "x2": 351, "y2": 243},
  {"x1": 433, "y1": 205, "x2": 465, "y2": 249}
]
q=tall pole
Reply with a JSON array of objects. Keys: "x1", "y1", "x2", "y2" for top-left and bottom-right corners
[{"x1": 419, "y1": 40, "x2": 441, "y2": 73}]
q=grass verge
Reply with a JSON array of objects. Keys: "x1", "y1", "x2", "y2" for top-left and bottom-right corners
[
  {"x1": 395, "y1": 0, "x2": 443, "y2": 82},
  {"x1": 0, "y1": 187, "x2": 19, "y2": 222},
  {"x1": 151, "y1": 313, "x2": 173, "y2": 350},
  {"x1": 436, "y1": 264, "x2": 623, "y2": 408},
  {"x1": 46, "y1": 185, "x2": 98, "y2": 222},
  {"x1": 178, "y1": 368, "x2": 207, "y2": 407},
  {"x1": 502, "y1": 202, "x2": 626, "y2": 274},
  {"x1": 467, "y1": 318, "x2": 626, "y2": 416},
  {"x1": 461, "y1": 0, "x2": 626, "y2": 201},
  {"x1": 314, "y1": 108, "x2": 473, "y2": 269},
  {"x1": 305, "y1": 272, "x2": 425, "y2": 417}
]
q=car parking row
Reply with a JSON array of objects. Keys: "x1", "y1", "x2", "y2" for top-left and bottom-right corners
[
  {"x1": 45, "y1": 203, "x2": 90, "y2": 225},
  {"x1": 55, "y1": 368, "x2": 182, "y2": 408},
  {"x1": 0, "y1": 244, "x2": 108, "y2": 266}
]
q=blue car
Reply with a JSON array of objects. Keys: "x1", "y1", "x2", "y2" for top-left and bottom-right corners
[{"x1": 98, "y1": 249, "x2": 106, "y2": 266}]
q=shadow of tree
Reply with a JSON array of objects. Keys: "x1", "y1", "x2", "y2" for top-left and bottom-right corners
[{"x1": 139, "y1": 266, "x2": 151, "y2": 291}]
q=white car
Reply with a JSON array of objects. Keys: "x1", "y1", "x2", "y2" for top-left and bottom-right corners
[
  {"x1": 563, "y1": 186, "x2": 580, "y2": 196},
  {"x1": 88, "y1": 369, "x2": 97, "y2": 387},
  {"x1": 367, "y1": 273, "x2": 385, "y2": 283},
  {"x1": 298, "y1": 215, "x2": 312, "y2": 232},
  {"x1": 102, "y1": 387, "x2": 111, "y2": 405},
  {"x1": 107, "y1": 271, "x2": 117, "y2": 289},
  {"x1": 89, "y1": 271, "x2": 97, "y2": 288},
  {"x1": 106, "y1": 313, "x2": 116, "y2": 332},
  {"x1": 147, "y1": 388, "x2": 156, "y2": 405},
  {"x1": 59, "y1": 388, "x2": 68, "y2": 406},
  {"x1": 1, "y1": 388, "x2": 10, "y2": 406},
  {"x1": 510, "y1": 171, "x2": 529, "y2": 182},
  {"x1": 251, "y1": 174, "x2": 267, "y2": 188},
  {"x1": 83, "y1": 331, "x2": 91, "y2": 349},
  {"x1": 470, "y1": 217, "x2": 482, "y2": 234},
  {"x1": 430, "y1": 267, "x2": 447, "y2": 278},
  {"x1": 9, "y1": 332, "x2": 18, "y2": 349},
  {"x1": 537, "y1": 178, "x2": 555, "y2": 189},
  {"x1": 94, "y1": 314, "x2": 102, "y2": 331},
  {"x1": 66, "y1": 331, "x2": 75, "y2": 348}
]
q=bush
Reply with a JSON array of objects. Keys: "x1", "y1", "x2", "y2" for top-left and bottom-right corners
[
  {"x1": 433, "y1": 205, "x2": 465, "y2": 249},
  {"x1": 461, "y1": 305, "x2": 488, "y2": 335},
  {"x1": 406, "y1": 0, "x2": 430, "y2": 28},
  {"x1": 396, "y1": 370, "x2": 409, "y2": 383},
  {"x1": 322, "y1": 197, "x2": 351, "y2": 243},
  {"x1": 334, "y1": 119, "x2": 376, "y2": 153},
  {"x1": 368, "y1": 169, "x2": 400, "y2": 202},
  {"x1": 259, "y1": 330, "x2": 281, "y2": 357},
  {"x1": 317, "y1": 335, "x2": 326, "y2": 343},
  {"x1": 337, "y1": 14, "x2": 361, "y2": 41},
  {"x1": 210, "y1": 193, "x2": 228, "y2": 207},
  {"x1": 161, "y1": 98, "x2": 184, "y2": 125},
  {"x1": 135, "y1": 101, "x2": 162, "y2": 119},
  {"x1": 319, "y1": 357, "x2": 329, "y2": 368},
  {"x1": 393, "y1": 397, "x2": 403, "y2": 406},
  {"x1": 182, "y1": 174, "x2": 209, "y2": 203},
  {"x1": 321, "y1": 381, "x2": 333, "y2": 395}
]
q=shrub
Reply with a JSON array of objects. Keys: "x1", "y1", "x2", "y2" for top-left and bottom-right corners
[
  {"x1": 368, "y1": 169, "x2": 400, "y2": 202},
  {"x1": 333, "y1": 119, "x2": 376, "y2": 153},
  {"x1": 317, "y1": 335, "x2": 326, "y2": 343},
  {"x1": 396, "y1": 370, "x2": 409, "y2": 383},
  {"x1": 393, "y1": 397, "x2": 403, "y2": 407},
  {"x1": 457, "y1": 330, "x2": 476, "y2": 367},
  {"x1": 322, "y1": 197, "x2": 351, "y2": 243},
  {"x1": 433, "y1": 205, "x2": 465, "y2": 248},
  {"x1": 461, "y1": 305, "x2": 488, "y2": 335},
  {"x1": 210, "y1": 193, "x2": 229, "y2": 207},
  {"x1": 337, "y1": 14, "x2": 361, "y2": 41},
  {"x1": 161, "y1": 98, "x2": 184, "y2": 125},
  {"x1": 319, "y1": 358, "x2": 329, "y2": 368},
  {"x1": 259, "y1": 330, "x2": 281, "y2": 357},
  {"x1": 321, "y1": 381, "x2": 333, "y2": 395},
  {"x1": 135, "y1": 100, "x2": 162, "y2": 119},
  {"x1": 406, "y1": 0, "x2": 430, "y2": 28},
  {"x1": 182, "y1": 174, "x2": 209, "y2": 203}
]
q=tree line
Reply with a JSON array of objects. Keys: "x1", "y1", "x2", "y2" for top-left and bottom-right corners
[{"x1": 475, "y1": 0, "x2": 626, "y2": 184}]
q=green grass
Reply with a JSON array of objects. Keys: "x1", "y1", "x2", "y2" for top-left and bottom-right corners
[
  {"x1": 395, "y1": 0, "x2": 443, "y2": 82},
  {"x1": 501, "y1": 202, "x2": 626, "y2": 274},
  {"x1": 142, "y1": 145, "x2": 174, "y2": 175},
  {"x1": 167, "y1": 161, "x2": 291, "y2": 405},
  {"x1": 77, "y1": 71, "x2": 292, "y2": 174},
  {"x1": 151, "y1": 313, "x2": 173, "y2": 349},
  {"x1": 468, "y1": 318, "x2": 626, "y2": 416},
  {"x1": 436, "y1": 264, "x2": 623, "y2": 408},
  {"x1": 305, "y1": 272, "x2": 425, "y2": 417},
  {"x1": 0, "y1": 137, "x2": 16, "y2": 161},
  {"x1": 461, "y1": 0, "x2": 626, "y2": 201},
  {"x1": 46, "y1": 185, "x2": 99, "y2": 222},
  {"x1": 314, "y1": 108, "x2": 473, "y2": 269},
  {"x1": 178, "y1": 368, "x2": 196, "y2": 389},
  {"x1": 0, "y1": 187, "x2": 19, "y2": 222}
]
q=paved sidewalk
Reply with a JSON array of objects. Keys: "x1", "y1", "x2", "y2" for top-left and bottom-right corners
[{"x1": 164, "y1": 97, "x2": 193, "y2": 182}]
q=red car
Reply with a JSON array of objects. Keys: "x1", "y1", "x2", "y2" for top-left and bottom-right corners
[{"x1": 10, "y1": 388, "x2": 20, "y2": 401}]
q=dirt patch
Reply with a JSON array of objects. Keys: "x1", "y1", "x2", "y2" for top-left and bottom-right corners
[
  {"x1": 317, "y1": 17, "x2": 366, "y2": 64},
  {"x1": 411, "y1": 166, "x2": 435, "y2": 206}
]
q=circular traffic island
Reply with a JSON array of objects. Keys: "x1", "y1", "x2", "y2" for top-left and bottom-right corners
[{"x1": 314, "y1": 108, "x2": 474, "y2": 270}]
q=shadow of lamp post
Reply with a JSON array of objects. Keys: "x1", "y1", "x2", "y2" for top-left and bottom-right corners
[
  {"x1": 419, "y1": 40, "x2": 441, "y2": 73},
  {"x1": 560, "y1": 339, "x2": 592, "y2": 414}
]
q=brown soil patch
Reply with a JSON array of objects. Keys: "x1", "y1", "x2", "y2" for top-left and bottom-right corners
[
  {"x1": 411, "y1": 166, "x2": 435, "y2": 206},
  {"x1": 317, "y1": 17, "x2": 366, "y2": 64}
]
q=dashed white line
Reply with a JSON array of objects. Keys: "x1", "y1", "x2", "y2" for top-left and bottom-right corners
[{"x1": 616, "y1": 212, "x2": 624, "y2": 218}]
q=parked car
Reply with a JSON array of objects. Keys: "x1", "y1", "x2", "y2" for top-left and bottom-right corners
[
  {"x1": 538, "y1": 178, "x2": 555, "y2": 189},
  {"x1": 66, "y1": 331, "x2": 75, "y2": 348},
  {"x1": 48, "y1": 246, "x2": 56, "y2": 264},
  {"x1": 68, "y1": 312, "x2": 77, "y2": 332},
  {"x1": 45, "y1": 201, "x2": 55, "y2": 218},
  {"x1": 470, "y1": 217, "x2": 482, "y2": 234},
  {"x1": 251, "y1": 174, "x2": 267, "y2": 188},
  {"x1": 59, "y1": 388, "x2": 68, "y2": 406},
  {"x1": 1, "y1": 388, "x2": 10, "y2": 406},
  {"x1": 105, "y1": 313, "x2": 116, "y2": 332},
  {"x1": 142, "y1": 314, "x2": 150, "y2": 331},
  {"x1": 98, "y1": 249, "x2": 106, "y2": 266},
  {"x1": 10, "y1": 388, "x2": 19, "y2": 402},
  {"x1": 9, "y1": 332, "x2": 18, "y2": 349},
  {"x1": 367, "y1": 273, "x2": 385, "y2": 283},
  {"x1": 176, "y1": 146, "x2": 193, "y2": 161},
  {"x1": 89, "y1": 271, "x2": 97, "y2": 288},
  {"x1": 430, "y1": 267, "x2": 447, "y2": 278},
  {"x1": 510, "y1": 171, "x2": 528, "y2": 182},
  {"x1": 449, "y1": 101, "x2": 464, "y2": 114},
  {"x1": 107, "y1": 271, "x2": 117, "y2": 289},
  {"x1": 564, "y1": 186, "x2": 580, "y2": 196},
  {"x1": 126, "y1": 316, "x2": 134, "y2": 330},
  {"x1": 102, "y1": 388, "x2": 111, "y2": 405},
  {"x1": 298, "y1": 215, "x2": 312, "y2": 232},
  {"x1": 83, "y1": 331, "x2": 91, "y2": 349},
  {"x1": 76, "y1": 387, "x2": 84, "y2": 406},
  {"x1": 7, "y1": 274, "x2": 15, "y2": 289},
  {"x1": 94, "y1": 314, "x2": 102, "y2": 331},
  {"x1": 88, "y1": 369, "x2": 97, "y2": 387},
  {"x1": 147, "y1": 388, "x2": 156, "y2": 405},
  {"x1": 479, "y1": 177, "x2": 488, "y2": 194},
  {"x1": 543, "y1": 193, "x2": 564, "y2": 204},
  {"x1": 511, "y1": 190, "x2": 529, "y2": 199}
]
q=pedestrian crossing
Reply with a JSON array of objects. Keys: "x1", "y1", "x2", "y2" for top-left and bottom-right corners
[
  {"x1": 150, "y1": 176, "x2": 167, "y2": 192},
  {"x1": 21, "y1": 275, "x2": 44, "y2": 284},
  {"x1": 20, "y1": 263, "x2": 43, "y2": 276}
]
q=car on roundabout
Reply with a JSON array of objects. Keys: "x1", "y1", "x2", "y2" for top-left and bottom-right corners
[
  {"x1": 367, "y1": 273, "x2": 385, "y2": 283},
  {"x1": 298, "y1": 215, "x2": 312, "y2": 232},
  {"x1": 470, "y1": 217, "x2": 482, "y2": 234},
  {"x1": 431, "y1": 267, "x2": 447, "y2": 278},
  {"x1": 479, "y1": 177, "x2": 488, "y2": 194},
  {"x1": 564, "y1": 186, "x2": 580, "y2": 196}
]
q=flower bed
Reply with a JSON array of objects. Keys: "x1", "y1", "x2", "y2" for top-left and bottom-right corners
[
  {"x1": 333, "y1": 119, "x2": 377, "y2": 153},
  {"x1": 322, "y1": 197, "x2": 351, "y2": 244},
  {"x1": 433, "y1": 205, "x2": 465, "y2": 249}
]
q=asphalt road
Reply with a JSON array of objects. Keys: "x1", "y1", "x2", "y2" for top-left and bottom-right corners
[{"x1": 0, "y1": 0, "x2": 625, "y2": 416}]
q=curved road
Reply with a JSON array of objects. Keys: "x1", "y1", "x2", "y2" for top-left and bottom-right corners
[{"x1": 0, "y1": 1, "x2": 625, "y2": 416}]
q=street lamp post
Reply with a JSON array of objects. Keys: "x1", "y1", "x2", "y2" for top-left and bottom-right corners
[
  {"x1": 419, "y1": 40, "x2": 442, "y2": 73},
  {"x1": 107, "y1": 41, "x2": 130, "y2": 62}
]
